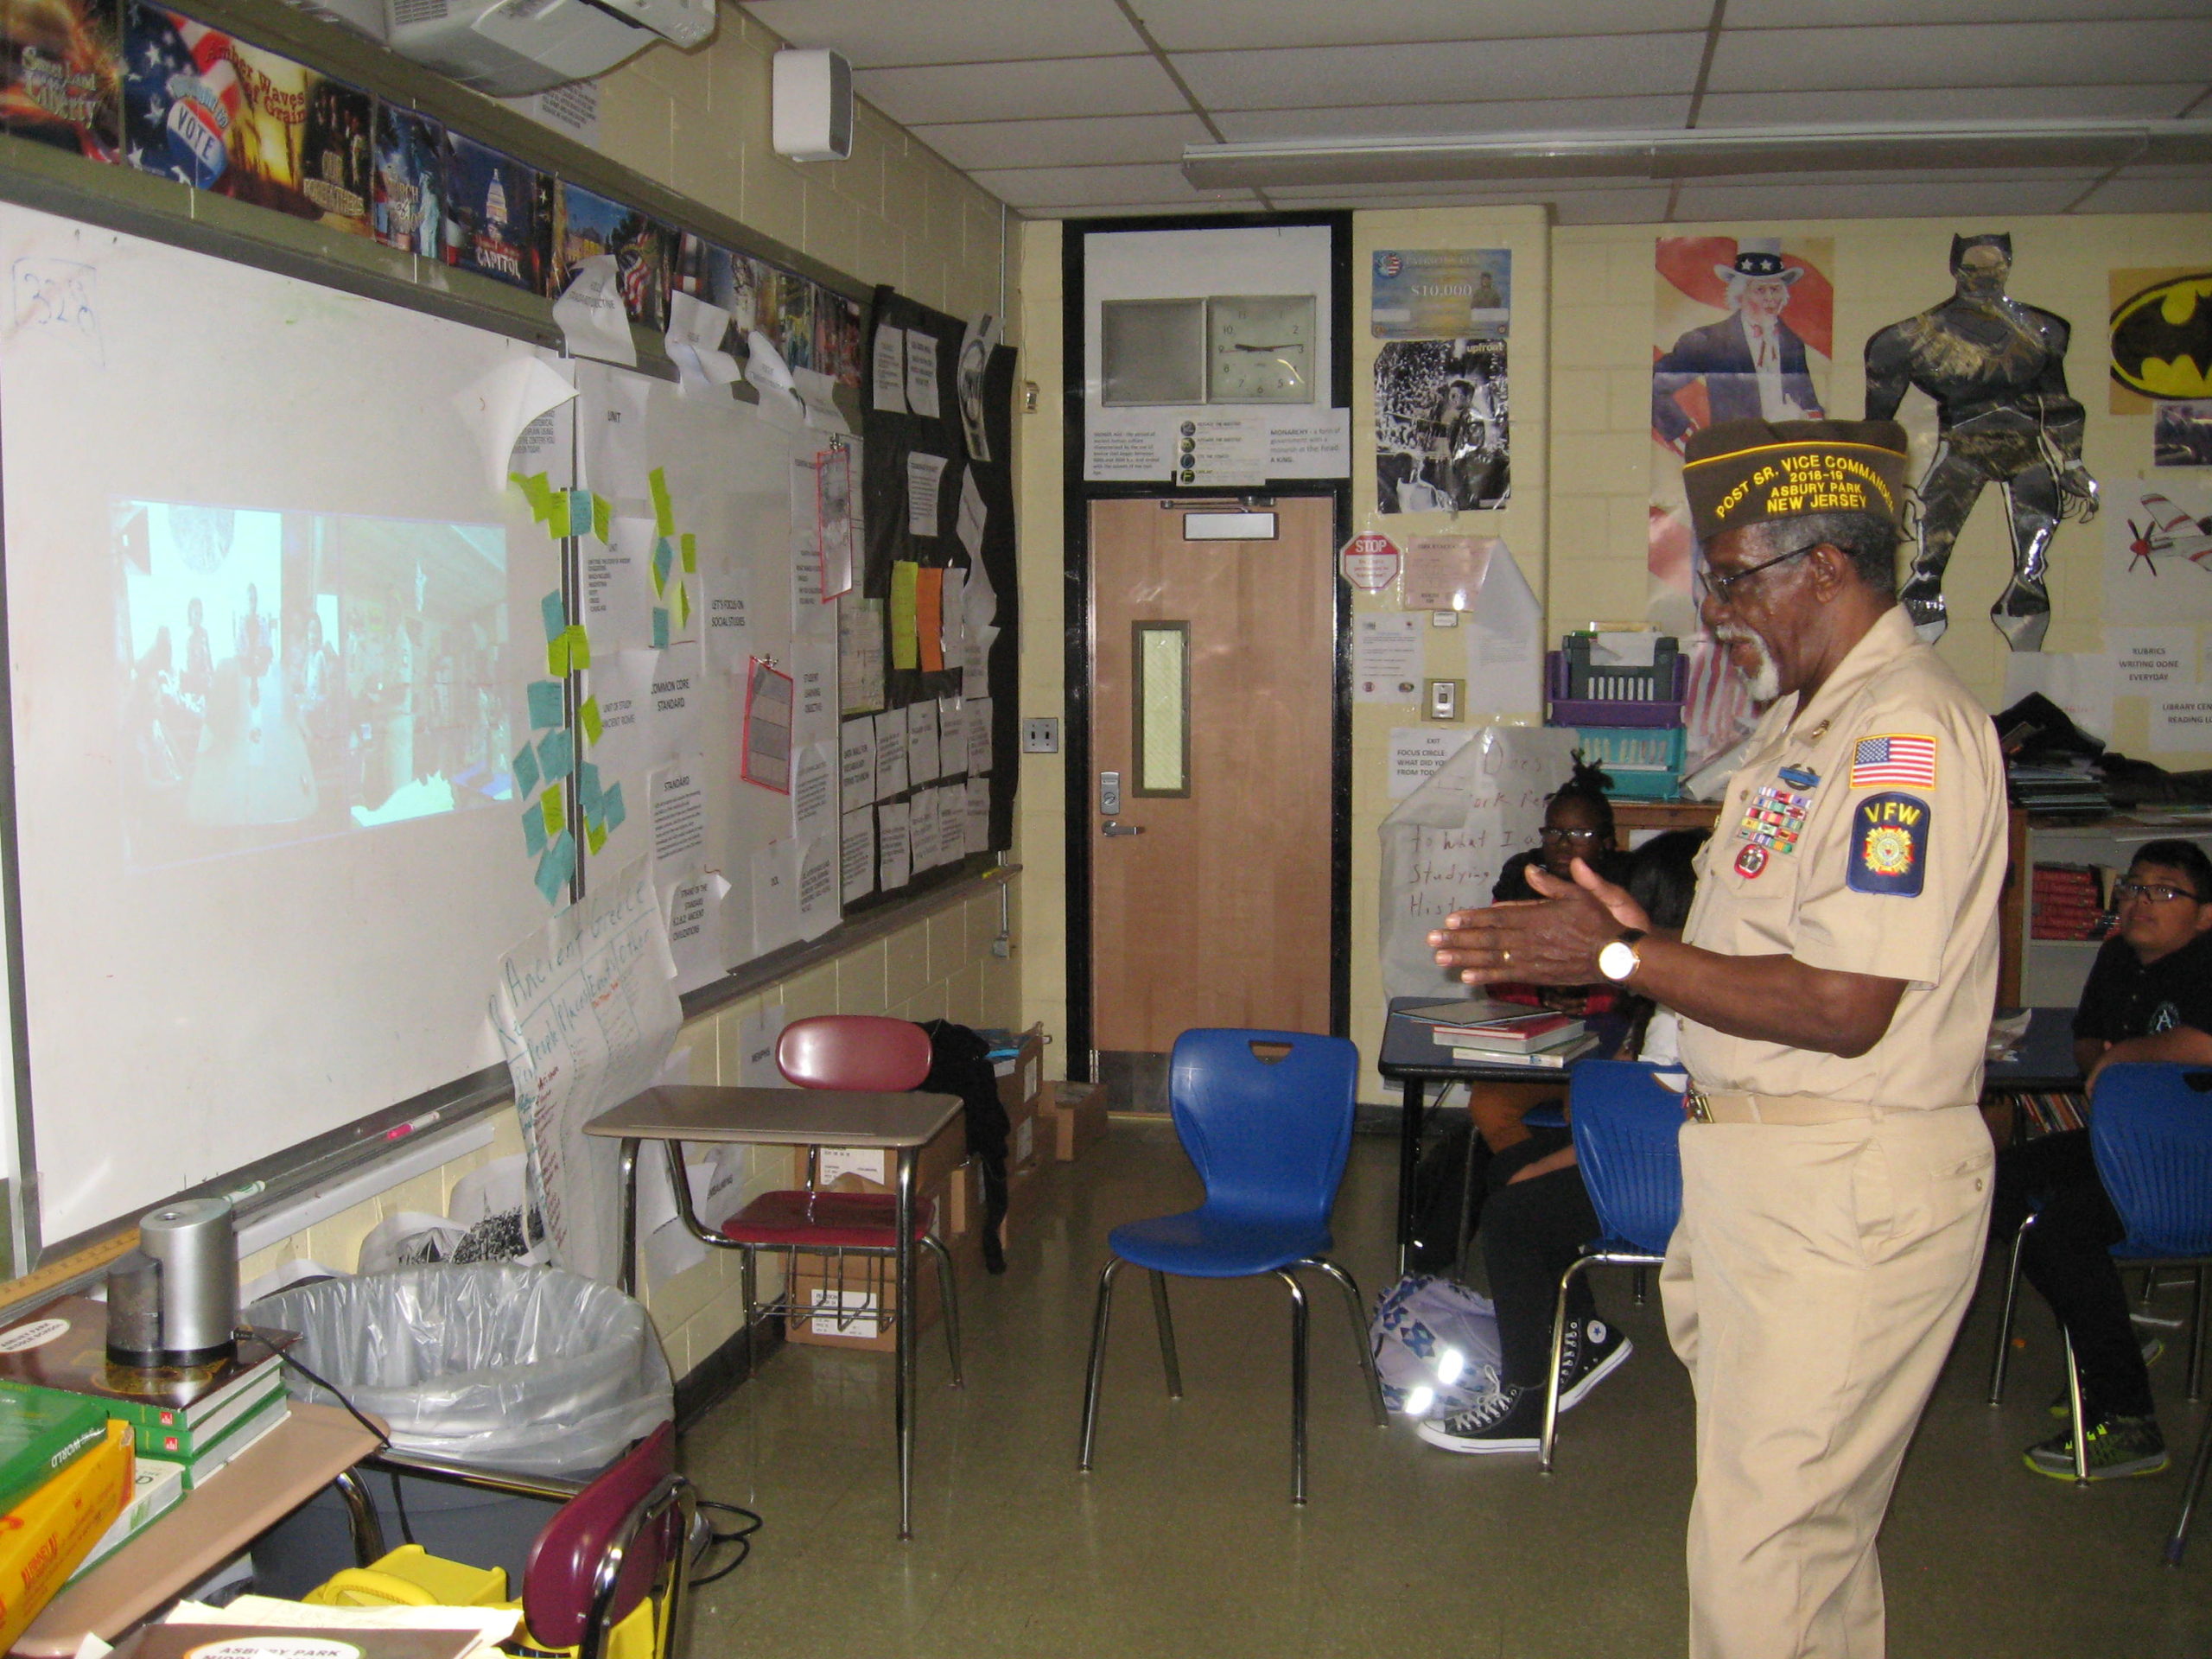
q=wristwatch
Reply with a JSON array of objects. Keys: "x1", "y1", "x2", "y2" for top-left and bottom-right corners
[{"x1": 1597, "y1": 928, "x2": 1647, "y2": 984}]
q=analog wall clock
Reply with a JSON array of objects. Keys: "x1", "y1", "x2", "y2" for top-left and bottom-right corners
[{"x1": 1205, "y1": 294, "x2": 1316, "y2": 404}]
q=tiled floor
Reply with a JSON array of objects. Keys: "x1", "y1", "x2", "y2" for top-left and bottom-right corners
[{"x1": 677, "y1": 1121, "x2": 2212, "y2": 1656}]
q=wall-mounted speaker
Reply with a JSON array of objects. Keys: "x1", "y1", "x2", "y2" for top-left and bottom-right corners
[{"x1": 772, "y1": 48, "x2": 854, "y2": 162}]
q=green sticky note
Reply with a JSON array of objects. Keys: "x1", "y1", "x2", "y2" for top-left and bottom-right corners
[
  {"x1": 512, "y1": 741, "x2": 541, "y2": 796},
  {"x1": 541, "y1": 592, "x2": 568, "y2": 645},
  {"x1": 538, "y1": 727, "x2": 575, "y2": 783},
  {"x1": 536, "y1": 832, "x2": 573, "y2": 906},
  {"x1": 587, "y1": 822, "x2": 608, "y2": 855},
  {"x1": 649, "y1": 467, "x2": 674, "y2": 536},
  {"x1": 890, "y1": 560, "x2": 920, "y2": 671},
  {"x1": 680, "y1": 532, "x2": 696, "y2": 574},
  {"x1": 604, "y1": 781, "x2": 626, "y2": 833},
  {"x1": 652, "y1": 607, "x2": 670, "y2": 649},
  {"x1": 522, "y1": 800, "x2": 547, "y2": 856},
  {"x1": 512, "y1": 473, "x2": 556, "y2": 524},
  {"x1": 593, "y1": 493, "x2": 611, "y2": 543},
  {"x1": 578, "y1": 696, "x2": 602, "y2": 747},
  {"x1": 547, "y1": 633, "x2": 569, "y2": 677},
  {"x1": 677, "y1": 582, "x2": 692, "y2": 630},
  {"x1": 526, "y1": 680, "x2": 564, "y2": 730},
  {"x1": 564, "y1": 625, "x2": 591, "y2": 671},
  {"x1": 547, "y1": 492, "x2": 570, "y2": 539},
  {"x1": 577, "y1": 760, "x2": 601, "y2": 813},
  {"x1": 542, "y1": 782, "x2": 564, "y2": 836}
]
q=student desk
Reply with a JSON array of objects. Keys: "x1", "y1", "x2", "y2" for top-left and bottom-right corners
[
  {"x1": 1984, "y1": 1006, "x2": 2082, "y2": 1093},
  {"x1": 585, "y1": 1084, "x2": 964, "y2": 1541},
  {"x1": 15, "y1": 1402, "x2": 384, "y2": 1657}
]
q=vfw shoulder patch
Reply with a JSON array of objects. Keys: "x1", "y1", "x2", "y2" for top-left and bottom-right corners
[{"x1": 1848, "y1": 791, "x2": 1929, "y2": 895}]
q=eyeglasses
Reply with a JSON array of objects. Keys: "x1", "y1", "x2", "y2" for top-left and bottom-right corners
[
  {"x1": 2113, "y1": 881, "x2": 2204, "y2": 906},
  {"x1": 1541, "y1": 826, "x2": 1605, "y2": 844},
  {"x1": 1693, "y1": 542, "x2": 1819, "y2": 606}
]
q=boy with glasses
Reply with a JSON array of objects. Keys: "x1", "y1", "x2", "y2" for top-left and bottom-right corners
[{"x1": 1992, "y1": 838, "x2": 2212, "y2": 1479}]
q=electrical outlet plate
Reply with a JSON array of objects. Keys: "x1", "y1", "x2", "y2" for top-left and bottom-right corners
[{"x1": 1022, "y1": 717, "x2": 1060, "y2": 754}]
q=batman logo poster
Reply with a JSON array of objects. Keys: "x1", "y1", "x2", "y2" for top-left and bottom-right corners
[{"x1": 2111, "y1": 270, "x2": 2212, "y2": 403}]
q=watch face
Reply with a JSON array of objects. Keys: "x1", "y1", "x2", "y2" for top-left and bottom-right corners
[
  {"x1": 1206, "y1": 294, "x2": 1315, "y2": 404},
  {"x1": 1100, "y1": 298, "x2": 1207, "y2": 406},
  {"x1": 1598, "y1": 940, "x2": 1638, "y2": 982}
]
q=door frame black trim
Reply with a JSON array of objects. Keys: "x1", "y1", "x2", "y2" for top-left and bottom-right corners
[{"x1": 1061, "y1": 211, "x2": 1355, "y2": 1079}]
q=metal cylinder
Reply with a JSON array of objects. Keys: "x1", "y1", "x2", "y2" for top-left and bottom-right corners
[
  {"x1": 137, "y1": 1198, "x2": 237, "y2": 1363},
  {"x1": 104, "y1": 1249, "x2": 162, "y2": 1367}
]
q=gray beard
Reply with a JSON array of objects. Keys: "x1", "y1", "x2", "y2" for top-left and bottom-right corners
[{"x1": 1717, "y1": 628, "x2": 1782, "y2": 704}]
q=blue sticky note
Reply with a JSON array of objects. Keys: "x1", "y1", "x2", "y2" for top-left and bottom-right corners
[
  {"x1": 653, "y1": 537, "x2": 675, "y2": 588},
  {"x1": 603, "y1": 782, "x2": 626, "y2": 833},
  {"x1": 569, "y1": 490, "x2": 592, "y2": 534},
  {"x1": 522, "y1": 801, "x2": 548, "y2": 856},
  {"x1": 535, "y1": 831, "x2": 575, "y2": 906},
  {"x1": 541, "y1": 591, "x2": 567, "y2": 645},
  {"x1": 652, "y1": 607, "x2": 670, "y2": 649},
  {"x1": 526, "y1": 680, "x2": 564, "y2": 730},
  {"x1": 577, "y1": 760, "x2": 601, "y2": 813},
  {"x1": 512, "y1": 741, "x2": 541, "y2": 796},
  {"x1": 538, "y1": 727, "x2": 575, "y2": 783}
]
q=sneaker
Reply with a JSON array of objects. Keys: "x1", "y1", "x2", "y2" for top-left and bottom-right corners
[
  {"x1": 1556, "y1": 1317, "x2": 1635, "y2": 1413},
  {"x1": 2024, "y1": 1413, "x2": 2170, "y2": 1480},
  {"x1": 2045, "y1": 1338, "x2": 2165, "y2": 1419},
  {"x1": 1417, "y1": 1384, "x2": 1544, "y2": 1454}
]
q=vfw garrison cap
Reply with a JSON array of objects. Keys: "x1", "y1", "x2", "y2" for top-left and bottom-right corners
[{"x1": 1681, "y1": 417, "x2": 1910, "y2": 545}]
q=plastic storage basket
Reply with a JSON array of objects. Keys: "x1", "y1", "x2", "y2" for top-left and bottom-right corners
[
  {"x1": 1546, "y1": 652, "x2": 1688, "y2": 728},
  {"x1": 1569, "y1": 725, "x2": 1686, "y2": 799}
]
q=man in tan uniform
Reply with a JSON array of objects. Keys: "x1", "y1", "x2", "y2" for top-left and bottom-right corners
[{"x1": 1429, "y1": 417, "x2": 2005, "y2": 1659}]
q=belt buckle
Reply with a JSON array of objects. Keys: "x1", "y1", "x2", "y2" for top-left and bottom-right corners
[{"x1": 1686, "y1": 1089, "x2": 1713, "y2": 1124}]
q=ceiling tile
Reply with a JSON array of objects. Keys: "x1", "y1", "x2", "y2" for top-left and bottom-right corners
[
  {"x1": 1129, "y1": 0, "x2": 1711, "y2": 52},
  {"x1": 852, "y1": 56, "x2": 1185, "y2": 125},
  {"x1": 1707, "y1": 21, "x2": 2212, "y2": 92},
  {"x1": 1698, "y1": 84, "x2": 2207, "y2": 124},
  {"x1": 1264, "y1": 175, "x2": 1651, "y2": 201},
  {"x1": 1726, "y1": 0, "x2": 2212, "y2": 23},
  {"x1": 1172, "y1": 33, "x2": 1708, "y2": 111},
  {"x1": 965, "y1": 162, "x2": 1255, "y2": 211},
  {"x1": 1212, "y1": 95, "x2": 1691, "y2": 141},
  {"x1": 2072, "y1": 172, "x2": 2212, "y2": 213},
  {"x1": 1671, "y1": 175, "x2": 2099, "y2": 218},
  {"x1": 737, "y1": 0, "x2": 1137, "y2": 67},
  {"x1": 1021, "y1": 200, "x2": 1268, "y2": 219},
  {"x1": 909, "y1": 113, "x2": 1212, "y2": 172}
]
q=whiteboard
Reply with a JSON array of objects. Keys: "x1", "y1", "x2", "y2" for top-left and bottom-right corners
[{"x1": 0, "y1": 200, "x2": 575, "y2": 1247}]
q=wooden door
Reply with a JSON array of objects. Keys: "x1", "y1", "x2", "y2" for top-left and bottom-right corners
[{"x1": 1089, "y1": 497, "x2": 1336, "y2": 1090}]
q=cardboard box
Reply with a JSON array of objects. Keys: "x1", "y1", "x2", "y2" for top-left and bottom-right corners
[
  {"x1": 1043, "y1": 1081, "x2": 1108, "y2": 1162},
  {"x1": 994, "y1": 1025, "x2": 1046, "y2": 1168},
  {"x1": 782, "y1": 1253, "x2": 942, "y2": 1353},
  {"x1": 809, "y1": 1115, "x2": 967, "y2": 1202}
]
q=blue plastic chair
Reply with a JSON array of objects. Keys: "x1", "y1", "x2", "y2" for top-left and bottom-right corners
[
  {"x1": 1986, "y1": 1064, "x2": 2212, "y2": 1512},
  {"x1": 1541, "y1": 1060, "x2": 1686, "y2": 1471},
  {"x1": 1077, "y1": 1030, "x2": 1387, "y2": 1503}
]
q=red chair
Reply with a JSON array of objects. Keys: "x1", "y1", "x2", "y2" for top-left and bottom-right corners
[
  {"x1": 524, "y1": 1422, "x2": 693, "y2": 1659},
  {"x1": 718, "y1": 1015, "x2": 965, "y2": 1386}
]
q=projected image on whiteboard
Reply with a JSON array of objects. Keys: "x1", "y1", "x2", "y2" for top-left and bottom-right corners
[{"x1": 117, "y1": 499, "x2": 514, "y2": 864}]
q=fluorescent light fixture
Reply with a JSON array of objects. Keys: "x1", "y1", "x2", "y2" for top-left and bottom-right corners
[{"x1": 1184, "y1": 118, "x2": 2212, "y2": 191}]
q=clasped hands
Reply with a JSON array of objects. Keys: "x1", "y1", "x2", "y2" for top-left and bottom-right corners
[{"x1": 1429, "y1": 860, "x2": 1649, "y2": 987}]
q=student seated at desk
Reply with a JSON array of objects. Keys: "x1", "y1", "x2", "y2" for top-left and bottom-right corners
[
  {"x1": 1992, "y1": 838, "x2": 2212, "y2": 1481},
  {"x1": 1421, "y1": 830, "x2": 1705, "y2": 1455}
]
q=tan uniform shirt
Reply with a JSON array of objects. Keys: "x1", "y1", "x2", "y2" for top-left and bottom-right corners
[{"x1": 1678, "y1": 606, "x2": 2005, "y2": 1109}]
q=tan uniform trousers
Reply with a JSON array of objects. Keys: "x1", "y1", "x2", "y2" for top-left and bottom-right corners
[{"x1": 1661, "y1": 1105, "x2": 1993, "y2": 1659}]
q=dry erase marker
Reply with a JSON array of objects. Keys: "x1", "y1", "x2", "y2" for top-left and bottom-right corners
[{"x1": 385, "y1": 1109, "x2": 445, "y2": 1142}]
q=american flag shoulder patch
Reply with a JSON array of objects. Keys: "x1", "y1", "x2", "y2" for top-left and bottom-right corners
[{"x1": 1849, "y1": 733, "x2": 1936, "y2": 789}]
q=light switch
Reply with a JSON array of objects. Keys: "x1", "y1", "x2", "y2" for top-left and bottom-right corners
[{"x1": 1427, "y1": 678, "x2": 1462, "y2": 721}]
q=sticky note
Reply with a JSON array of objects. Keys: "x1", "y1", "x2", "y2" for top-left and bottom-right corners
[
  {"x1": 542, "y1": 782, "x2": 564, "y2": 836},
  {"x1": 592, "y1": 493, "x2": 612, "y2": 543},
  {"x1": 541, "y1": 591, "x2": 568, "y2": 644},
  {"x1": 680, "y1": 532, "x2": 696, "y2": 574},
  {"x1": 538, "y1": 727, "x2": 575, "y2": 783},
  {"x1": 578, "y1": 696, "x2": 602, "y2": 747},
  {"x1": 588, "y1": 822, "x2": 608, "y2": 855},
  {"x1": 649, "y1": 467, "x2": 674, "y2": 536},
  {"x1": 569, "y1": 491, "x2": 591, "y2": 536},
  {"x1": 577, "y1": 760, "x2": 601, "y2": 812},
  {"x1": 652, "y1": 537, "x2": 674, "y2": 596},
  {"x1": 536, "y1": 832, "x2": 574, "y2": 905},
  {"x1": 677, "y1": 582, "x2": 692, "y2": 629},
  {"x1": 890, "y1": 560, "x2": 920, "y2": 671},
  {"x1": 652, "y1": 607, "x2": 670, "y2": 649},
  {"x1": 604, "y1": 781, "x2": 626, "y2": 832},
  {"x1": 522, "y1": 801, "x2": 548, "y2": 856},
  {"x1": 917, "y1": 565, "x2": 945, "y2": 673},
  {"x1": 512, "y1": 741, "x2": 542, "y2": 796},
  {"x1": 512, "y1": 473, "x2": 556, "y2": 524},
  {"x1": 547, "y1": 633, "x2": 569, "y2": 677},
  {"x1": 563, "y1": 624, "x2": 591, "y2": 671},
  {"x1": 526, "y1": 680, "x2": 564, "y2": 730},
  {"x1": 547, "y1": 491, "x2": 570, "y2": 540}
]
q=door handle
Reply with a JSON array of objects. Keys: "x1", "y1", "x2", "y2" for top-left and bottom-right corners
[{"x1": 1102, "y1": 821, "x2": 1147, "y2": 837}]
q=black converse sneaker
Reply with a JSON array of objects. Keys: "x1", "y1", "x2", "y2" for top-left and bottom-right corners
[
  {"x1": 1555, "y1": 1317, "x2": 1635, "y2": 1411},
  {"x1": 1416, "y1": 1383, "x2": 1544, "y2": 1454}
]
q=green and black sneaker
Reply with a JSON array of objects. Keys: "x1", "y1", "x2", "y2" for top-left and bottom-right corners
[
  {"x1": 2024, "y1": 1413, "x2": 2170, "y2": 1481},
  {"x1": 2046, "y1": 1338, "x2": 2165, "y2": 1418}
]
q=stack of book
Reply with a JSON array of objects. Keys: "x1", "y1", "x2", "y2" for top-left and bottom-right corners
[
  {"x1": 2007, "y1": 764, "x2": 2111, "y2": 820},
  {"x1": 0, "y1": 1295, "x2": 296, "y2": 1503},
  {"x1": 2031, "y1": 862, "x2": 2116, "y2": 942},
  {"x1": 0, "y1": 1410, "x2": 135, "y2": 1648},
  {"x1": 1408, "y1": 1000, "x2": 1598, "y2": 1068}
]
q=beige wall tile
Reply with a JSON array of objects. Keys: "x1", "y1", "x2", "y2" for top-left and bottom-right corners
[
  {"x1": 884, "y1": 919, "x2": 931, "y2": 1006},
  {"x1": 741, "y1": 149, "x2": 808, "y2": 249},
  {"x1": 925, "y1": 910, "x2": 967, "y2": 984},
  {"x1": 836, "y1": 938, "x2": 888, "y2": 1013},
  {"x1": 779, "y1": 962, "x2": 838, "y2": 1022}
]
